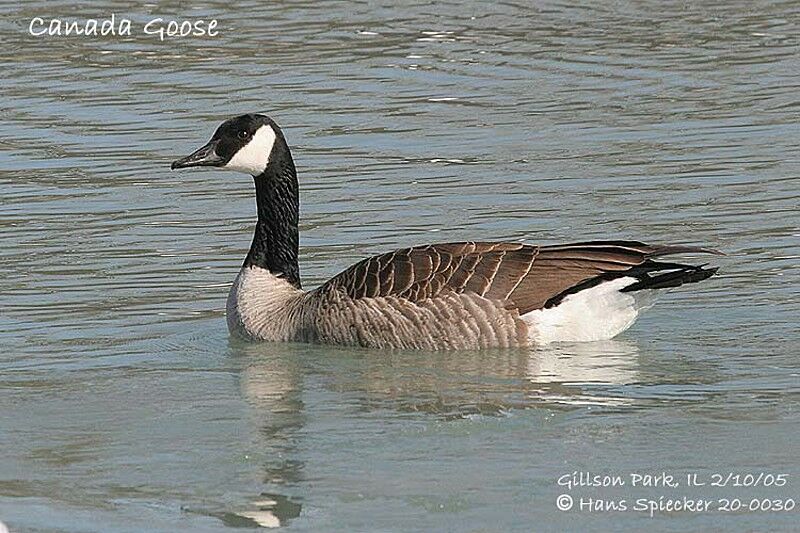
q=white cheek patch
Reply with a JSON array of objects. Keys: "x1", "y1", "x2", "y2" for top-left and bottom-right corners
[{"x1": 224, "y1": 125, "x2": 276, "y2": 176}]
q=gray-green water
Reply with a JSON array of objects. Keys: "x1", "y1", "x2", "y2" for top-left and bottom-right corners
[{"x1": 2, "y1": 1, "x2": 799, "y2": 531}]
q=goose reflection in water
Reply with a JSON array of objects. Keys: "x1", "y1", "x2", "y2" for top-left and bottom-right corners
[
  {"x1": 228, "y1": 340, "x2": 641, "y2": 526},
  {"x1": 231, "y1": 346, "x2": 306, "y2": 528}
]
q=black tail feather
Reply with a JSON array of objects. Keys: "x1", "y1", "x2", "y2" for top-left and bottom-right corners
[
  {"x1": 543, "y1": 260, "x2": 720, "y2": 308},
  {"x1": 620, "y1": 264, "x2": 719, "y2": 292}
]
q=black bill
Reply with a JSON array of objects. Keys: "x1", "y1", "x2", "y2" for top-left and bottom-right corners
[{"x1": 171, "y1": 140, "x2": 224, "y2": 169}]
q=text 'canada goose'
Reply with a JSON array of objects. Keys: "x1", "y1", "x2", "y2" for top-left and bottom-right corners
[{"x1": 171, "y1": 114, "x2": 722, "y2": 350}]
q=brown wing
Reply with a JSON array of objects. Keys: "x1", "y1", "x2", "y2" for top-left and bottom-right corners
[{"x1": 315, "y1": 240, "x2": 721, "y2": 314}]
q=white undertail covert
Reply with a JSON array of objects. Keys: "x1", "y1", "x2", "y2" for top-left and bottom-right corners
[{"x1": 522, "y1": 277, "x2": 658, "y2": 344}]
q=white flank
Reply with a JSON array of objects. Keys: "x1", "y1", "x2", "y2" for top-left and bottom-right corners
[
  {"x1": 523, "y1": 277, "x2": 658, "y2": 344},
  {"x1": 224, "y1": 124, "x2": 276, "y2": 176}
]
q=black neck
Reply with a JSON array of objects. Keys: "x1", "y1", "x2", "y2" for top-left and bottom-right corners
[{"x1": 244, "y1": 141, "x2": 301, "y2": 288}]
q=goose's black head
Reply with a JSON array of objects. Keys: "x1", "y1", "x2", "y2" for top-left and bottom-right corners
[{"x1": 171, "y1": 113, "x2": 288, "y2": 177}]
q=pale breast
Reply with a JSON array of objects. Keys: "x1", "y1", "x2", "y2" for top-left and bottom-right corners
[{"x1": 226, "y1": 265, "x2": 306, "y2": 341}]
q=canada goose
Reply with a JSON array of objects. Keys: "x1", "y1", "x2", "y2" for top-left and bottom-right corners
[{"x1": 171, "y1": 114, "x2": 721, "y2": 350}]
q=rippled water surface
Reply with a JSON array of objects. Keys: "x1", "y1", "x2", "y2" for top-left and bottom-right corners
[{"x1": 2, "y1": 1, "x2": 799, "y2": 531}]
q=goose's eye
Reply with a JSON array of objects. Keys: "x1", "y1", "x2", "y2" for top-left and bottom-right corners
[{"x1": 237, "y1": 130, "x2": 249, "y2": 140}]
